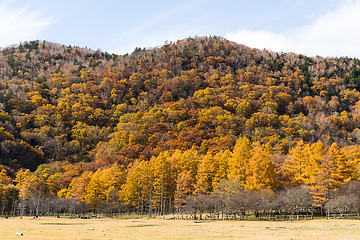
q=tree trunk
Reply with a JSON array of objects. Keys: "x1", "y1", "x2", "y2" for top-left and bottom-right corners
[{"x1": 148, "y1": 183, "x2": 153, "y2": 218}]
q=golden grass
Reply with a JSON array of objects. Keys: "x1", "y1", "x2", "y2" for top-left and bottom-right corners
[{"x1": 1, "y1": 216, "x2": 360, "y2": 239}]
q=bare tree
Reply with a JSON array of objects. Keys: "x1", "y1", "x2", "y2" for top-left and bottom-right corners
[
  {"x1": 185, "y1": 194, "x2": 210, "y2": 220},
  {"x1": 325, "y1": 195, "x2": 359, "y2": 216},
  {"x1": 224, "y1": 190, "x2": 252, "y2": 217},
  {"x1": 276, "y1": 187, "x2": 312, "y2": 215},
  {"x1": 325, "y1": 181, "x2": 360, "y2": 216}
]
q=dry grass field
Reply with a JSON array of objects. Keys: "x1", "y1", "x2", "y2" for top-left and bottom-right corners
[{"x1": 1, "y1": 216, "x2": 360, "y2": 239}]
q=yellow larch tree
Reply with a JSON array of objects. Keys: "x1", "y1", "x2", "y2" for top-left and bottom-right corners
[
  {"x1": 311, "y1": 142, "x2": 358, "y2": 208},
  {"x1": 191, "y1": 149, "x2": 231, "y2": 196},
  {"x1": 331, "y1": 143, "x2": 358, "y2": 183},
  {"x1": 119, "y1": 160, "x2": 152, "y2": 214},
  {"x1": 282, "y1": 140, "x2": 307, "y2": 185},
  {"x1": 0, "y1": 169, "x2": 11, "y2": 198},
  {"x1": 150, "y1": 151, "x2": 175, "y2": 215},
  {"x1": 60, "y1": 171, "x2": 93, "y2": 201},
  {"x1": 227, "y1": 137, "x2": 252, "y2": 186},
  {"x1": 15, "y1": 169, "x2": 49, "y2": 200},
  {"x1": 171, "y1": 148, "x2": 201, "y2": 213},
  {"x1": 245, "y1": 142, "x2": 277, "y2": 191},
  {"x1": 211, "y1": 150, "x2": 231, "y2": 190},
  {"x1": 196, "y1": 154, "x2": 218, "y2": 194},
  {"x1": 85, "y1": 163, "x2": 127, "y2": 209}
]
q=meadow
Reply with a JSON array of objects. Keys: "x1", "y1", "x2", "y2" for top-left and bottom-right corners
[{"x1": 1, "y1": 216, "x2": 360, "y2": 239}]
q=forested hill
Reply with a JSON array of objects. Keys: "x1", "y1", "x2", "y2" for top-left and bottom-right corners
[
  {"x1": 1, "y1": 37, "x2": 360, "y2": 172},
  {"x1": 3, "y1": 36, "x2": 360, "y2": 213}
]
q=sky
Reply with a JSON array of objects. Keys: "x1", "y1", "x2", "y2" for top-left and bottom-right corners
[{"x1": 0, "y1": 0, "x2": 359, "y2": 58}]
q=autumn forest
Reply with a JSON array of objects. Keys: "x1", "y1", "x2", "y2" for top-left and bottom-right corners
[{"x1": 1, "y1": 37, "x2": 360, "y2": 217}]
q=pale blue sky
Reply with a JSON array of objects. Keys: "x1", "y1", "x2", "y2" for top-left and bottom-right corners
[{"x1": 1, "y1": 0, "x2": 359, "y2": 57}]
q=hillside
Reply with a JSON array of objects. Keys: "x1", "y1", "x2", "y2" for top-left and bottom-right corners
[
  {"x1": 1, "y1": 37, "x2": 360, "y2": 171},
  {"x1": 1, "y1": 37, "x2": 360, "y2": 215}
]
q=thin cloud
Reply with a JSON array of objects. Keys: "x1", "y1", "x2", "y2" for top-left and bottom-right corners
[
  {"x1": 0, "y1": 1, "x2": 52, "y2": 48},
  {"x1": 109, "y1": 0, "x2": 208, "y2": 54},
  {"x1": 226, "y1": 0, "x2": 360, "y2": 58}
]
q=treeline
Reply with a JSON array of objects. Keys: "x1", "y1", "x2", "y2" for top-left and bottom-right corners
[{"x1": 0, "y1": 139, "x2": 360, "y2": 216}]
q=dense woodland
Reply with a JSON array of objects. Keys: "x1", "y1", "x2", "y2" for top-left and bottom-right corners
[{"x1": 1, "y1": 37, "x2": 360, "y2": 217}]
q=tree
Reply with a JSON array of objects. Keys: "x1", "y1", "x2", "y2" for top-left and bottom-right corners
[
  {"x1": 227, "y1": 137, "x2": 252, "y2": 186},
  {"x1": 84, "y1": 164, "x2": 126, "y2": 209},
  {"x1": 61, "y1": 171, "x2": 93, "y2": 201},
  {"x1": 282, "y1": 141, "x2": 323, "y2": 186},
  {"x1": 172, "y1": 148, "x2": 201, "y2": 213},
  {"x1": 150, "y1": 152, "x2": 175, "y2": 215},
  {"x1": 276, "y1": 187, "x2": 312, "y2": 215},
  {"x1": 311, "y1": 143, "x2": 358, "y2": 207},
  {"x1": 328, "y1": 143, "x2": 357, "y2": 184},
  {"x1": 119, "y1": 160, "x2": 152, "y2": 215},
  {"x1": 196, "y1": 154, "x2": 217, "y2": 194},
  {"x1": 15, "y1": 169, "x2": 48, "y2": 200},
  {"x1": 282, "y1": 140, "x2": 307, "y2": 185},
  {"x1": 211, "y1": 150, "x2": 230, "y2": 189},
  {"x1": 15, "y1": 169, "x2": 51, "y2": 216},
  {"x1": 0, "y1": 169, "x2": 11, "y2": 189},
  {"x1": 245, "y1": 143, "x2": 277, "y2": 191},
  {"x1": 325, "y1": 195, "x2": 359, "y2": 216},
  {"x1": 0, "y1": 169, "x2": 14, "y2": 215}
]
